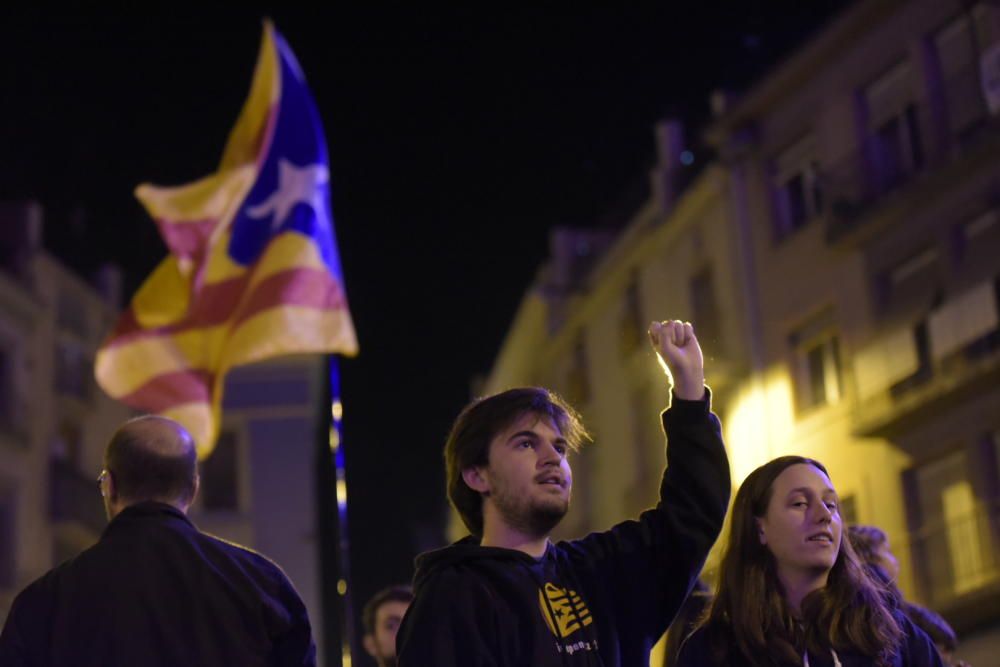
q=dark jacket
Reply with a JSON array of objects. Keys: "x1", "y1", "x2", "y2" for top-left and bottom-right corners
[
  {"x1": 675, "y1": 611, "x2": 945, "y2": 667},
  {"x1": 0, "y1": 502, "x2": 316, "y2": 667},
  {"x1": 396, "y1": 391, "x2": 731, "y2": 667}
]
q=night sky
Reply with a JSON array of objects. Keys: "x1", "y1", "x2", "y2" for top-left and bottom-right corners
[{"x1": 2, "y1": 3, "x2": 844, "y2": 659}]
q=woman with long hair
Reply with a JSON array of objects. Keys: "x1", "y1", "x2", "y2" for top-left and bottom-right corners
[{"x1": 677, "y1": 455, "x2": 943, "y2": 666}]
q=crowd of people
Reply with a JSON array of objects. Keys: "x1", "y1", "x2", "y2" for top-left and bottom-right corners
[{"x1": 0, "y1": 319, "x2": 970, "y2": 666}]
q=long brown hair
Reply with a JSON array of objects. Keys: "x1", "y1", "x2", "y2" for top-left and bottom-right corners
[{"x1": 699, "y1": 456, "x2": 902, "y2": 665}]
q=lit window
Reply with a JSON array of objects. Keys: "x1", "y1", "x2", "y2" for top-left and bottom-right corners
[{"x1": 908, "y1": 451, "x2": 996, "y2": 600}]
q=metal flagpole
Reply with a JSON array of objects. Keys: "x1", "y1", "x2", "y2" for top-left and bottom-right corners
[{"x1": 317, "y1": 354, "x2": 355, "y2": 666}]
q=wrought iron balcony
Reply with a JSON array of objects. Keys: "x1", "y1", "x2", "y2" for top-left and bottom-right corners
[{"x1": 823, "y1": 62, "x2": 1000, "y2": 246}]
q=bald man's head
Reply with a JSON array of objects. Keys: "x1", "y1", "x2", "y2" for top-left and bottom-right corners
[{"x1": 104, "y1": 416, "x2": 199, "y2": 510}]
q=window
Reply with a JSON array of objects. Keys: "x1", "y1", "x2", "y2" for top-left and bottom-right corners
[
  {"x1": 0, "y1": 345, "x2": 13, "y2": 431},
  {"x1": 772, "y1": 136, "x2": 823, "y2": 238},
  {"x1": 875, "y1": 246, "x2": 941, "y2": 314},
  {"x1": 689, "y1": 267, "x2": 721, "y2": 355},
  {"x1": 618, "y1": 272, "x2": 644, "y2": 356},
  {"x1": 907, "y1": 451, "x2": 996, "y2": 600},
  {"x1": 201, "y1": 430, "x2": 240, "y2": 512},
  {"x1": 927, "y1": 280, "x2": 1000, "y2": 361},
  {"x1": 790, "y1": 312, "x2": 843, "y2": 413},
  {"x1": 56, "y1": 290, "x2": 89, "y2": 340},
  {"x1": 865, "y1": 62, "x2": 924, "y2": 193},
  {"x1": 0, "y1": 487, "x2": 14, "y2": 589},
  {"x1": 624, "y1": 382, "x2": 657, "y2": 515},
  {"x1": 954, "y1": 208, "x2": 1000, "y2": 268},
  {"x1": 50, "y1": 419, "x2": 82, "y2": 465},
  {"x1": 805, "y1": 338, "x2": 842, "y2": 407},
  {"x1": 839, "y1": 494, "x2": 858, "y2": 526},
  {"x1": 933, "y1": 12, "x2": 990, "y2": 138},
  {"x1": 0, "y1": 336, "x2": 27, "y2": 442},
  {"x1": 566, "y1": 334, "x2": 591, "y2": 406},
  {"x1": 54, "y1": 340, "x2": 90, "y2": 399},
  {"x1": 888, "y1": 322, "x2": 934, "y2": 398}
]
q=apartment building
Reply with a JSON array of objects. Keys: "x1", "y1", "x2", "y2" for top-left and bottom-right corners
[
  {"x1": 484, "y1": 0, "x2": 1000, "y2": 662},
  {"x1": 706, "y1": 0, "x2": 1000, "y2": 659},
  {"x1": 0, "y1": 203, "x2": 332, "y2": 661},
  {"x1": 0, "y1": 201, "x2": 129, "y2": 621}
]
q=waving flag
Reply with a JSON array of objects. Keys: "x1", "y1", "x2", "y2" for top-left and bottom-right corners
[{"x1": 96, "y1": 22, "x2": 358, "y2": 458}]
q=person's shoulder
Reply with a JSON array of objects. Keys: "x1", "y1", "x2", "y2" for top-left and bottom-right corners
[
  {"x1": 3, "y1": 552, "x2": 82, "y2": 623},
  {"x1": 416, "y1": 560, "x2": 492, "y2": 596},
  {"x1": 197, "y1": 531, "x2": 291, "y2": 581},
  {"x1": 883, "y1": 608, "x2": 944, "y2": 667},
  {"x1": 14, "y1": 539, "x2": 105, "y2": 599},
  {"x1": 674, "y1": 623, "x2": 731, "y2": 667}
]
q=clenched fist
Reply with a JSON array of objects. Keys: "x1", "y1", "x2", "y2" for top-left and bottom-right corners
[{"x1": 648, "y1": 320, "x2": 705, "y2": 401}]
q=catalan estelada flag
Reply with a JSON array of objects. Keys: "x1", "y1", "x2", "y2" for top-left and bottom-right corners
[{"x1": 95, "y1": 22, "x2": 358, "y2": 458}]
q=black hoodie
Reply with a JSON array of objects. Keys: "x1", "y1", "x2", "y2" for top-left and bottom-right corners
[{"x1": 397, "y1": 391, "x2": 730, "y2": 666}]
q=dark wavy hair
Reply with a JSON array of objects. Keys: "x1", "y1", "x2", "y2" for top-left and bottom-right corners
[
  {"x1": 362, "y1": 585, "x2": 414, "y2": 635},
  {"x1": 444, "y1": 387, "x2": 588, "y2": 536},
  {"x1": 698, "y1": 456, "x2": 902, "y2": 665}
]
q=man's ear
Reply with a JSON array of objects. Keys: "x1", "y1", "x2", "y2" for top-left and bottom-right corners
[
  {"x1": 362, "y1": 633, "x2": 377, "y2": 658},
  {"x1": 106, "y1": 471, "x2": 119, "y2": 503},
  {"x1": 462, "y1": 466, "x2": 490, "y2": 494}
]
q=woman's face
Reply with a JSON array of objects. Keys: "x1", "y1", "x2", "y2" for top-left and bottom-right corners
[{"x1": 757, "y1": 463, "x2": 843, "y2": 578}]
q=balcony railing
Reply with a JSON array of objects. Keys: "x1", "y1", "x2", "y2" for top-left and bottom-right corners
[
  {"x1": 852, "y1": 278, "x2": 1000, "y2": 438},
  {"x1": 823, "y1": 61, "x2": 999, "y2": 243},
  {"x1": 908, "y1": 499, "x2": 1000, "y2": 612}
]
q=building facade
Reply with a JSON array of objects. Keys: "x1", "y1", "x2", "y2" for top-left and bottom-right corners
[
  {"x1": 483, "y1": 0, "x2": 1000, "y2": 663},
  {"x1": 0, "y1": 202, "x2": 334, "y2": 662},
  {"x1": 707, "y1": 0, "x2": 1000, "y2": 661},
  {"x1": 0, "y1": 201, "x2": 130, "y2": 621}
]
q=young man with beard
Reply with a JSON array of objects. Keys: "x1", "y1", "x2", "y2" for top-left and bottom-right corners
[{"x1": 396, "y1": 320, "x2": 731, "y2": 666}]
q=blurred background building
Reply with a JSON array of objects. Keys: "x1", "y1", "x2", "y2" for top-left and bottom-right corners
[
  {"x1": 0, "y1": 201, "x2": 332, "y2": 661},
  {"x1": 0, "y1": 201, "x2": 130, "y2": 619},
  {"x1": 482, "y1": 1, "x2": 1000, "y2": 664}
]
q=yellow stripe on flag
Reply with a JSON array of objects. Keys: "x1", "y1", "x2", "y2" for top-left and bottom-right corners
[{"x1": 95, "y1": 325, "x2": 228, "y2": 398}]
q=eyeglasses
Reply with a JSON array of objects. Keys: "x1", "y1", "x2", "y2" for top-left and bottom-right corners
[{"x1": 97, "y1": 469, "x2": 109, "y2": 495}]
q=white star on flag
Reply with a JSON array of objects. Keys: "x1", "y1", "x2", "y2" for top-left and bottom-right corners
[{"x1": 246, "y1": 159, "x2": 330, "y2": 232}]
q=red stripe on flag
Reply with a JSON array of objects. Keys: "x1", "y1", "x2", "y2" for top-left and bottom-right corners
[
  {"x1": 154, "y1": 218, "x2": 219, "y2": 261},
  {"x1": 230, "y1": 267, "x2": 347, "y2": 328},
  {"x1": 119, "y1": 369, "x2": 214, "y2": 412},
  {"x1": 104, "y1": 266, "x2": 347, "y2": 347}
]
